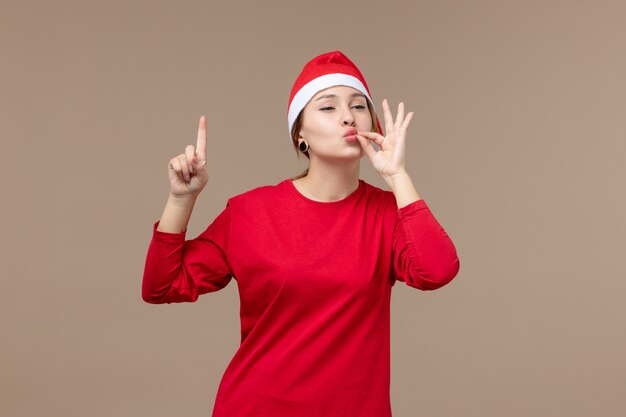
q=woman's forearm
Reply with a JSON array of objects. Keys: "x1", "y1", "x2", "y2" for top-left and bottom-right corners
[{"x1": 156, "y1": 193, "x2": 198, "y2": 234}]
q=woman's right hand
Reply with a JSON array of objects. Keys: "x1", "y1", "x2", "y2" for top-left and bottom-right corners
[{"x1": 167, "y1": 115, "x2": 210, "y2": 198}]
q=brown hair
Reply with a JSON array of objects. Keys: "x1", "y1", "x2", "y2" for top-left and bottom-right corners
[{"x1": 289, "y1": 99, "x2": 381, "y2": 180}]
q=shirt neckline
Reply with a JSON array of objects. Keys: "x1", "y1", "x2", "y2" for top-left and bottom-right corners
[{"x1": 284, "y1": 178, "x2": 365, "y2": 208}]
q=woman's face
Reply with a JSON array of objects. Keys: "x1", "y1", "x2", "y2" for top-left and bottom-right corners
[{"x1": 298, "y1": 85, "x2": 373, "y2": 161}]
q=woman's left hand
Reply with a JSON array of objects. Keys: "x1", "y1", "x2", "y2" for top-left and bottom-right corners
[{"x1": 356, "y1": 99, "x2": 414, "y2": 180}]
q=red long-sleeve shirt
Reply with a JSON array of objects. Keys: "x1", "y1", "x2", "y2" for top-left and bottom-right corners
[{"x1": 142, "y1": 178, "x2": 460, "y2": 417}]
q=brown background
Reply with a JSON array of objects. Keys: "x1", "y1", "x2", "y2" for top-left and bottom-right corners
[{"x1": 2, "y1": 0, "x2": 625, "y2": 416}]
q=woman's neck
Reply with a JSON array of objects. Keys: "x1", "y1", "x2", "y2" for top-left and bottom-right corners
[{"x1": 293, "y1": 159, "x2": 360, "y2": 202}]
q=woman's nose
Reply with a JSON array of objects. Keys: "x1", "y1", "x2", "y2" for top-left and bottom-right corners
[{"x1": 342, "y1": 108, "x2": 356, "y2": 126}]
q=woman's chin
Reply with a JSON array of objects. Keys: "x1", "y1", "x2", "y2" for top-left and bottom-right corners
[{"x1": 316, "y1": 150, "x2": 363, "y2": 163}]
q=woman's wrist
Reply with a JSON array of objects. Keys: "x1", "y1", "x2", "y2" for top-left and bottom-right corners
[
  {"x1": 156, "y1": 193, "x2": 198, "y2": 233},
  {"x1": 168, "y1": 192, "x2": 198, "y2": 207}
]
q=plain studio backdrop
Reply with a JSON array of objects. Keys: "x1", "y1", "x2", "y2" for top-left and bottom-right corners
[{"x1": 1, "y1": 1, "x2": 624, "y2": 416}]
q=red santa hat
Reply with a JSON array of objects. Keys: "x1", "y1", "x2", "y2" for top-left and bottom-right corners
[{"x1": 287, "y1": 50, "x2": 383, "y2": 140}]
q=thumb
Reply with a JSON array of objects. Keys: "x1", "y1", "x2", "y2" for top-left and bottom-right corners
[
  {"x1": 192, "y1": 154, "x2": 207, "y2": 169},
  {"x1": 356, "y1": 134, "x2": 376, "y2": 161},
  {"x1": 189, "y1": 155, "x2": 208, "y2": 181}
]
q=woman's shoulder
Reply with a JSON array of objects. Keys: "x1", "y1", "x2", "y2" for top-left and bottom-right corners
[
  {"x1": 361, "y1": 179, "x2": 390, "y2": 196},
  {"x1": 226, "y1": 178, "x2": 291, "y2": 206},
  {"x1": 360, "y1": 179, "x2": 397, "y2": 207}
]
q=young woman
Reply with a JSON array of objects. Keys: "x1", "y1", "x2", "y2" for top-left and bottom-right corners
[{"x1": 142, "y1": 50, "x2": 460, "y2": 417}]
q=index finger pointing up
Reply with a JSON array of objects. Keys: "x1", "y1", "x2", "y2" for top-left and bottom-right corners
[{"x1": 196, "y1": 115, "x2": 207, "y2": 162}]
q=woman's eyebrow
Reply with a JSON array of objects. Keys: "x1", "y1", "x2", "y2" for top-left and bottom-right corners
[{"x1": 315, "y1": 92, "x2": 367, "y2": 101}]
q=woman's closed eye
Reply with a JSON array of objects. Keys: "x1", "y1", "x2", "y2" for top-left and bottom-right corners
[{"x1": 320, "y1": 105, "x2": 367, "y2": 111}]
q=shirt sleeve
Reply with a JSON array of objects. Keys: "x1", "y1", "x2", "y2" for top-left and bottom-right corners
[
  {"x1": 141, "y1": 202, "x2": 234, "y2": 304},
  {"x1": 391, "y1": 199, "x2": 460, "y2": 290}
]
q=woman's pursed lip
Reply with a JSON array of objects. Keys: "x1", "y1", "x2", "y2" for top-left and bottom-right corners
[{"x1": 343, "y1": 128, "x2": 357, "y2": 137}]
